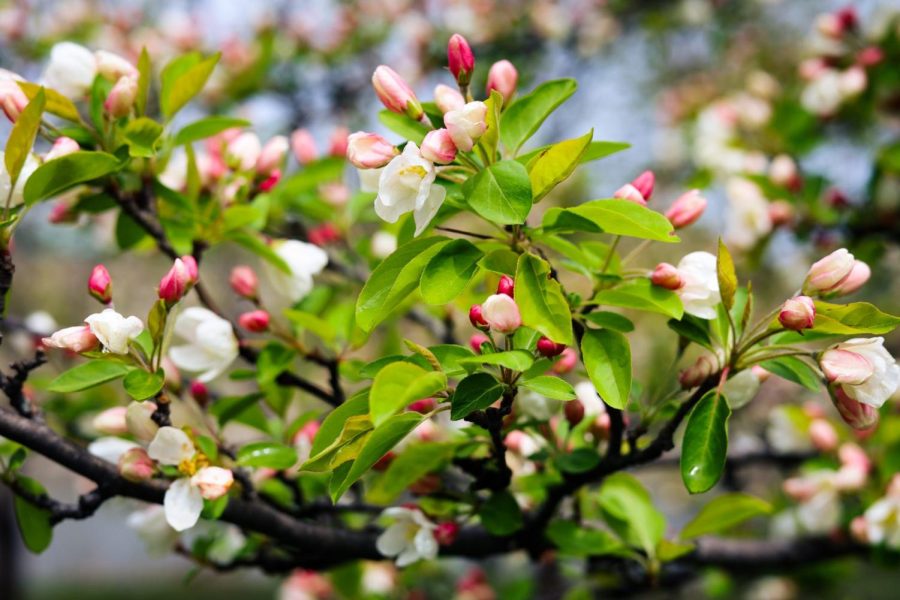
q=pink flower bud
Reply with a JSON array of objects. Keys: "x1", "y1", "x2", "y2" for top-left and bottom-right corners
[
  {"x1": 486, "y1": 60, "x2": 518, "y2": 105},
  {"x1": 857, "y1": 46, "x2": 884, "y2": 67},
  {"x1": 469, "y1": 333, "x2": 489, "y2": 353},
  {"x1": 434, "y1": 521, "x2": 460, "y2": 546},
  {"x1": 307, "y1": 223, "x2": 340, "y2": 246},
  {"x1": 329, "y1": 127, "x2": 349, "y2": 157},
  {"x1": 407, "y1": 398, "x2": 436, "y2": 414},
  {"x1": 190, "y1": 381, "x2": 209, "y2": 407},
  {"x1": 768, "y1": 201, "x2": 794, "y2": 227},
  {"x1": 420, "y1": 129, "x2": 457, "y2": 164},
  {"x1": 258, "y1": 169, "x2": 281, "y2": 192},
  {"x1": 118, "y1": 448, "x2": 155, "y2": 482},
  {"x1": 93, "y1": 406, "x2": 128, "y2": 435},
  {"x1": 48, "y1": 200, "x2": 77, "y2": 224},
  {"x1": 835, "y1": 6, "x2": 858, "y2": 31},
  {"x1": 95, "y1": 50, "x2": 138, "y2": 81},
  {"x1": 821, "y1": 349, "x2": 873, "y2": 385},
  {"x1": 497, "y1": 275, "x2": 514, "y2": 298},
  {"x1": 226, "y1": 132, "x2": 262, "y2": 171},
  {"x1": 469, "y1": 305, "x2": 488, "y2": 328},
  {"x1": 564, "y1": 399, "x2": 585, "y2": 426},
  {"x1": 291, "y1": 129, "x2": 318, "y2": 165},
  {"x1": 803, "y1": 249, "x2": 856, "y2": 295},
  {"x1": 158, "y1": 257, "x2": 198, "y2": 304},
  {"x1": 832, "y1": 387, "x2": 879, "y2": 430},
  {"x1": 346, "y1": 132, "x2": 398, "y2": 169},
  {"x1": 839, "y1": 442, "x2": 871, "y2": 474},
  {"x1": 536, "y1": 336, "x2": 566, "y2": 358},
  {"x1": 551, "y1": 347, "x2": 578, "y2": 375},
  {"x1": 445, "y1": 101, "x2": 487, "y2": 151},
  {"x1": 631, "y1": 171, "x2": 655, "y2": 200},
  {"x1": 88, "y1": 264, "x2": 112, "y2": 304},
  {"x1": 191, "y1": 467, "x2": 234, "y2": 500},
  {"x1": 650, "y1": 263, "x2": 684, "y2": 290},
  {"x1": 679, "y1": 355, "x2": 715, "y2": 389},
  {"x1": 104, "y1": 75, "x2": 138, "y2": 118},
  {"x1": 783, "y1": 477, "x2": 817, "y2": 502},
  {"x1": 238, "y1": 310, "x2": 270, "y2": 332},
  {"x1": 229, "y1": 266, "x2": 258, "y2": 299},
  {"x1": 808, "y1": 419, "x2": 838, "y2": 451},
  {"x1": 45, "y1": 136, "x2": 80, "y2": 161},
  {"x1": 0, "y1": 78, "x2": 28, "y2": 122},
  {"x1": 256, "y1": 135, "x2": 289, "y2": 175},
  {"x1": 613, "y1": 183, "x2": 646, "y2": 205},
  {"x1": 779, "y1": 295, "x2": 816, "y2": 331},
  {"x1": 372, "y1": 65, "x2": 423, "y2": 121},
  {"x1": 447, "y1": 34, "x2": 475, "y2": 86},
  {"x1": 434, "y1": 83, "x2": 465, "y2": 114},
  {"x1": 769, "y1": 154, "x2": 800, "y2": 190},
  {"x1": 828, "y1": 260, "x2": 870, "y2": 297},
  {"x1": 665, "y1": 190, "x2": 707, "y2": 229}
]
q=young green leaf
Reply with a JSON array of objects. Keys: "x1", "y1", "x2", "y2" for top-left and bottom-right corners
[
  {"x1": 450, "y1": 373, "x2": 505, "y2": 420},
  {"x1": 5, "y1": 88, "x2": 45, "y2": 185},
  {"x1": 174, "y1": 116, "x2": 251, "y2": 145},
  {"x1": 419, "y1": 239, "x2": 483, "y2": 304},
  {"x1": 135, "y1": 47, "x2": 151, "y2": 116},
  {"x1": 501, "y1": 79, "x2": 577, "y2": 154},
  {"x1": 46, "y1": 361, "x2": 132, "y2": 393},
  {"x1": 13, "y1": 476, "x2": 53, "y2": 553},
  {"x1": 581, "y1": 329, "x2": 631, "y2": 410},
  {"x1": 514, "y1": 253, "x2": 573, "y2": 345},
  {"x1": 758, "y1": 356, "x2": 821, "y2": 391},
  {"x1": 236, "y1": 442, "x2": 298, "y2": 469},
  {"x1": 476, "y1": 89, "x2": 503, "y2": 164},
  {"x1": 812, "y1": 301, "x2": 900, "y2": 335},
  {"x1": 519, "y1": 375, "x2": 576, "y2": 401},
  {"x1": 160, "y1": 52, "x2": 220, "y2": 118},
  {"x1": 367, "y1": 443, "x2": 455, "y2": 504},
  {"x1": 122, "y1": 369, "x2": 165, "y2": 400},
  {"x1": 464, "y1": 160, "x2": 533, "y2": 225},
  {"x1": 529, "y1": 130, "x2": 593, "y2": 202},
  {"x1": 546, "y1": 520, "x2": 624, "y2": 557},
  {"x1": 369, "y1": 362, "x2": 447, "y2": 426},
  {"x1": 716, "y1": 239, "x2": 737, "y2": 311},
  {"x1": 566, "y1": 199, "x2": 679, "y2": 242},
  {"x1": 458, "y1": 350, "x2": 534, "y2": 372},
  {"x1": 681, "y1": 389, "x2": 731, "y2": 494},
  {"x1": 123, "y1": 117, "x2": 164, "y2": 158},
  {"x1": 592, "y1": 278, "x2": 684, "y2": 319},
  {"x1": 680, "y1": 493, "x2": 772, "y2": 539},
  {"x1": 598, "y1": 473, "x2": 665, "y2": 558},
  {"x1": 17, "y1": 82, "x2": 78, "y2": 122},
  {"x1": 378, "y1": 111, "x2": 428, "y2": 144},
  {"x1": 479, "y1": 490, "x2": 524, "y2": 535},
  {"x1": 24, "y1": 152, "x2": 121, "y2": 206}
]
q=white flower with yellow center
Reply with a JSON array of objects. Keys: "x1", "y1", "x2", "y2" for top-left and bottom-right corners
[{"x1": 375, "y1": 506, "x2": 438, "y2": 567}]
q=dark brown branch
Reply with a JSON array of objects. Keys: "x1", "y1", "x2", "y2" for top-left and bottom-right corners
[
  {"x1": 5, "y1": 479, "x2": 112, "y2": 525},
  {"x1": 0, "y1": 352, "x2": 47, "y2": 418}
]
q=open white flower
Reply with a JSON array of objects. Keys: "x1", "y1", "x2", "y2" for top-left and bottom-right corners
[
  {"x1": 126, "y1": 505, "x2": 179, "y2": 556},
  {"x1": 373, "y1": 143, "x2": 446, "y2": 236},
  {"x1": 0, "y1": 152, "x2": 39, "y2": 207},
  {"x1": 376, "y1": 506, "x2": 438, "y2": 567},
  {"x1": 147, "y1": 426, "x2": 233, "y2": 532},
  {"x1": 724, "y1": 177, "x2": 772, "y2": 251},
  {"x1": 168, "y1": 307, "x2": 238, "y2": 382},
  {"x1": 263, "y1": 240, "x2": 329, "y2": 304},
  {"x1": 863, "y1": 495, "x2": 900, "y2": 549},
  {"x1": 674, "y1": 251, "x2": 721, "y2": 319},
  {"x1": 444, "y1": 101, "x2": 488, "y2": 151},
  {"x1": 821, "y1": 337, "x2": 899, "y2": 409},
  {"x1": 42, "y1": 42, "x2": 98, "y2": 98},
  {"x1": 84, "y1": 308, "x2": 144, "y2": 354}
]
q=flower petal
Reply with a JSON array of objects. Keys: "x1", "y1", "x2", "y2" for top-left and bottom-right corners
[
  {"x1": 147, "y1": 426, "x2": 195, "y2": 465},
  {"x1": 163, "y1": 478, "x2": 204, "y2": 532}
]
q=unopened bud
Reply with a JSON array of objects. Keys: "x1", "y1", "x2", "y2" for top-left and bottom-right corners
[
  {"x1": 238, "y1": 310, "x2": 270, "y2": 332},
  {"x1": 328, "y1": 127, "x2": 349, "y2": 158},
  {"x1": 88, "y1": 264, "x2": 112, "y2": 304},
  {"x1": 42, "y1": 325, "x2": 99, "y2": 353},
  {"x1": 779, "y1": 295, "x2": 816, "y2": 331},
  {"x1": 291, "y1": 129, "x2": 318, "y2": 165},
  {"x1": 420, "y1": 129, "x2": 457, "y2": 164},
  {"x1": 651, "y1": 263, "x2": 684, "y2": 290},
  {"x1": 190, "y1": 380, "x2": 209, "y2": 407},
  {"x1": 665, "y1": 190, "x2": 707, "y2": 229},
  {"x1": 407, "y1": 398, "x2": 436, "y2": 414},
  {"x1": 158, "y1": 256, "x2": 198, "y2": 304},
  {"x1": 613, "y1": 183, "x2": 646, "y2": 205},
  {"x1": 190, "y1": 467, "x2": 234, "y2": 500},
  {"x1": 486, "y1": 60, "x2": 517, "y2": 105},
  {"x1": 564, "y1": 399, "x2": 585, "y2": 426},
  {"x1": 229, "y1": 265, "x2": 258, "y2": 299},
  {"x1": 95, "y1": 50, "x2": 138, "y2": 80},
  {"x1": 372, "y1": 65, "x2": 423, "y2": 121},
  {"x1": 631, "y1": 171, "x2": 655, "y2": 200},
  {"x1": 0, "y1": 78, "x2": 28, "y2": 122},
  {"x1": 469, "y1": 333, "x2": 489, "y2": 353},
  {"x1": 434, "y1": 84, "x2": 465, "y2": 114},
  {"x1": 93, "y1": 406, "x2": 128, "y2": 435},
  {"x1": 256, "y1": 136, "x2": 289, "y2": 175},
  {"x1": 226, "y1": 132, "x2": 262, "y2": 171},
  {"x1": 469, "y1": 304, "x2": 488, "y2": 328},
  {"x1": 828, "y1": 260, "x2": 870, "y2": 297},
  {"x1": 680, "y1": 355, "x2": 715, "y2": 389},
  {"x1": 104, "y1": 75, "x2": 138, "y2": 119},
  {"x1": 808, "y1": 419, "x2": 839, "y2": 451},
  {"x1": 434, "y1": 521, "x2": 460, "y2": 546},
  {"x1": 497, "y1": 275, "x2": 514, "y2": 298},
  {"x1": 832, "y1": 388, "x2": 879, "y2": 430},
  {"x1": 119, "y1": 447, "x2": 155, "y2": 482},
  {"x1": 447, "y1": 34, "x2": 475, "y2": 86},
  {"x1": 536, "y1": 336, "x2": 566, "y2": 357},
  {"x1": 481, "y1": 293, "x2": 521, "y2": 333},
  {"x1": 803, "y1": 249, "x2": 855, "y2": 295},
  {"x1": 347, "y1": 132, "x2": 398, "y2": 169},
  {"x1": 45, "y1": 136, "x2": 80, "y2": 161}
]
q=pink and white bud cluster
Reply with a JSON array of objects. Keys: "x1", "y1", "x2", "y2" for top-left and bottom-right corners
[
  {"x1": 372, "y1": 65, "x2": 423, "y2": 121},
  {"x1": 0, "y1": 70, "x2": 27, "y2": 123},
  {"x1": 802, "y1": 249, "x2": 870, "y2": 297},
  {"x1": 779, "y1": 295, "x2": 816, "y2": 331},
  {"x1": 104, "y1": 75, "x2": 138, "y2": 119},
  {"x1": 469, "y1": 276, "x2": 521, "y2": 335},
  {"x1": 820, "y1": 337, "x2": 900, "y2": 429},
  {"x1": 346, "y1": 132, "x2": 398, "y2": 169},
  {"x1": 665, "y1": 190, "x2": 707, "y2": 229},
  {"x1": 486, "y1": 60, "x2": 518, "y2": 105},
  {"x1": 229, "y1": 265, "x2": 258, "y2": 300},
  {"x1": 158, "y1": 256, "x2": 199, "y2": 305},
  {"x1": 613, "y1": 171, "x2": 655, "y2": 205}
]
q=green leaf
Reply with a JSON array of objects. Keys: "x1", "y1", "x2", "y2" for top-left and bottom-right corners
[
  {"x1": 13, "y1": 476, "x2": 53, "y2": 553},
  {"x1": 583, "y1": 311, "x2": 635, "y2": 333},
  {"x1": 308, "y1": 391, "x2": 369, "y2": 458},
  {"x1": 284, "y1": 310, "x2": 337, "y2": 345},
  {"x1": 519, "y1": 375, "x2": 576, "y2": 401},
  {"x1": 464, "y1": 160, "x2": 533, "y2": 225},
  {"x1": 680, "y1": 493, "x2": 772, "y2": 539},
  {"x1": 122, "y1": 369, "x2": 164, "y2": 400},
  {"x1": 479, "y1": 490, "x2": 523, "y2": 535},
  {"x1": 160, "y1": 52, "x2": 220, "y2": 119},
  {"x1": 174, "y1": 116, "x2": 251, "y2": 145},
  {"x1": 581, "y1": 329, "x2": 631, "y2": 410},
  {"x1": 518, "y1": 140, "x2": 630, "y2": 165},
  {"x1": 667, "y1": 316, "x2": 713, "y2": 349},
  {"x1": 236, "y1": 442, "x2": 298, "y2": 469},
  {"x1": 812, "y1": 301, "x2": 900, "y2": 335},
  {"x1": 5, "y1": 88, "x2": 45, "y2": 184},
  {"x1": 450, "y1": 373, "x2": 505, "y2": 420},
  {"x1": 330, "y1": 412, "x2": 423, "y2": 502},
  {"x1": 377, "y1": 111, "x2": 427, "y2": 144},
  {"x1": 592, "y1": 279, "x2": 684, "y2": 319},
  {"x1": 681, "y1": 390, "x2": 731, "y2": 494},
  {"x1": 135, "y1": 47, "x2": 151, "y2": 116},
  {"x1": 501, "y1": 79, "x2": 577, "y2": 154},
  {"x1": 717, "y1": 239, "x2": 737, "y2": 311},
  {"x1": 478, "y1": 248, "x2": 519, "y2": 276},
  {"x1": 367, "y1": 443, "x2": 455, "y2": 504},
  {"x1": 546, "y1": 520, "x2": 623, "y2": 557},
  {"x1": 458, "y1": 350, "x2": 534, "y2": 372},
  {"x1": 369, "y1": 362, "x2": 447, "y2": 426},
  {"x1": 123, "y1": 117, "x2": 163, "y2": 157},
  {"x1": 476, "y1": 90, "x2": 503, "y2": 163},
  {"x1": 556, "y1": 448, "x2": 601, "y2": 473},
  {"x1": 17, "y1": 82, "x2": 78, "y2": 122},
  {"x1": 256, "y1": 343, "x2": 296, "y2": 386},
  {"x1": 599, "y1": 473, "x2": 665, "y2": 557},
  {"x1": 419, "y1": 239, "x2": 483, "y2": 304},
  {"x1": 356, "y1": 236, "x2": 449, "y2": 332},
  {"x1": 758, "y1": 356, "x2": 821, "y2": 391},
  {"x1": 24, "y1": 152, "x2": 121, "y2": 206},
  {"x1": 514, "y1": 253, "x2": 573, "y2": 345},
  {"x1": 529, "y1": 130, "x2": 593, "y2": 202},
  {"x1": 46, "y1": 361, "x2": 132, "y2": 393},
  {"x1": 564, "y1": 199, "x2": 678, "y2": 242}
]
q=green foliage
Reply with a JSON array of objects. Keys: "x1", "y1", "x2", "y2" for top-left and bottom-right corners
[
  {"x1": 123, "y1": 117, "x2": 163, "y2": 157},
  {"x1": 550, "y1": 199, "x2": 679, "y2": 242},
  {"x1": 547, "y1": 520, "x2": 623, "y2": 556},
  {"x1": 681, "y1": 390, "x2": 731, "y2": 494},
  {"x1": 758, "y1": 356, "x2": 821, "y2": 391},
  {"x1": 680, "y1": 493, "x2": 772, "y2": 539},
  {"x1": 24, "y1": 152, "x2": 121, "y2": 206},
  {"x1": 5, "y1": 89, "x2": 45, "y2": 185},
  {"x1": 464, "y1": 160, "x2": 533, "y2": 224},
  {"x1": 236, "y1": 442, "x2": 298, "y2": 469},
  {"x1": 519, "y1": 375, "x2": 576, "y2": 400},
  {"x1": 122, "y1": 369, "x2": 165, "y2": 400},
  {"x1": 812, "y1": 301, "x2": 900, "y2": 335},
  {"x1": 450, "y1": 372, "x2": 505, "y2": 420},
  {"x1": 160, "y1": 52, "x2": 220, "y2": 118},
  {"x1": 598, "y1": 473, "x2": 665, "y2": 559},
  {"x1": 528, "y1": 130, "x2": 593, "y2": 202},
  {"x1": 46, "y1": 361, "x2": 132, "y2": 393},
  {"x1": 591, "y1": 279, "x2": 684, "y2": 319},
  {"x1": 479, "y1": 490, "x2": 524, "y2": 535},
  {"x1": 501, "y1": 79, "x2": 577, "y2": 153},
  {"x1": 367, "y1": 443, "x2": 455, "y2": 504},
  {"x1": 13, "y1": 476, "x2": 53, "y2": 554},
  {"x1": 716, "y1": 239, "x2": 737, "y2": 312},
  {"x1": 514, "y1": 253, "x2": 573, "y2": 345},
  {"x1": 581, "y1": 328, "x2": 632, "y2": 410},
  {"x1": 369, "y1": 362, "x2": 446, "y2": 426},
  {"x1": 419, "y1": 239, "x2": 483, "y2": 304},
  {"x1": 174, "y1": 116, "x2": 251, "y2": 145}
]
